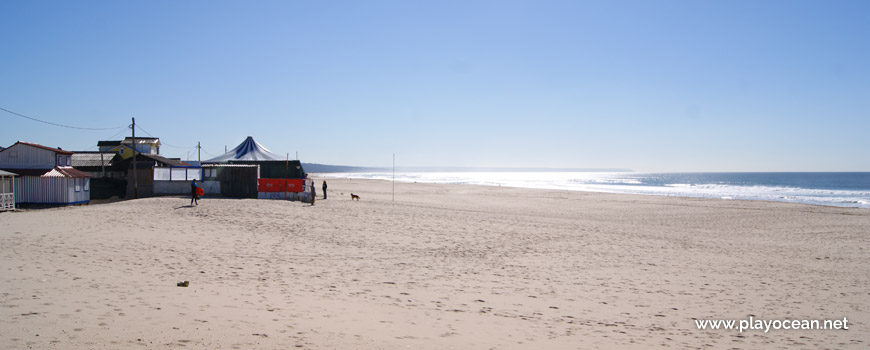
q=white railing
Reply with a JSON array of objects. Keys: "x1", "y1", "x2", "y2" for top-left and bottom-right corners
[{"x1": 0, "y1": 193, "x2": 14, "y2": 211}]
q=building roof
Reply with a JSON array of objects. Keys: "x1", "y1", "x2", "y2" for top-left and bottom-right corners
[
  {"x1": 98, "y1": 137, "x2": 160, "y2": 147},
  {"x1": 0, "y1": 169, "x2": 17, "y2": 176},
  {"x1": 97, "y1": 140, "x2": 122, "y2": 147},
  {"x1": 3, "y1": 141, "x2": 74, "y2": 155},
  {"x1": 112, "y1": 153, "x2": 190, "y2": 167},
  {"x1": 42, "y1": 166, "x2": 91, "y2": 178},
  {"x1": 140, "y1": 153, "x2": 188, "y2": 166},
  {"x1": 0, "y1": 167, "x2": 89, "y2": 177},
  {"x1": 124, "y1": 137, "x2": 159, "y2": 142},
  {"x1": 71, "y1": 152, "x2": 115, "y2": 167}
]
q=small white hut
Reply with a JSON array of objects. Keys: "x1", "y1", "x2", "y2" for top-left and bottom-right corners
[{"x1": 0, "y1": 169, "x2": 16, "y2": 211}]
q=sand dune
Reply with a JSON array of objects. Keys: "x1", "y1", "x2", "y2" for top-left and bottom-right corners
[{"x1": 1, "y1": 178, "x2": 868, "y2": 349}]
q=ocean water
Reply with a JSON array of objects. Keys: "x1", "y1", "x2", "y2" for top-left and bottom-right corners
[{"x1": 321, "y1": 172, "x2": 870, "y2": 208}]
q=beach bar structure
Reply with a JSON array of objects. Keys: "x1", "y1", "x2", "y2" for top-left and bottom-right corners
[
  {"x1": 0, "y1": 170, "x2": 16, "y2": 211},
  {"x1": 111, "y1": 153, "x2": 193, "y2": 198},
  {"x1": 0, "y1": 141, "x2": 91, "y2": 206},
  {"x1": 203, "y1": 136, "x2": 312, "y2": 201}
]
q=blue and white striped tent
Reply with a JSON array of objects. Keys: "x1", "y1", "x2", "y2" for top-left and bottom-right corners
[{"x1": 204, "y1": 136, "x2": 285, "y2": 162}]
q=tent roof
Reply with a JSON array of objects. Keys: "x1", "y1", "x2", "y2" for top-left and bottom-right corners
[{"x1": 204, "y1": 136, "x2": 285, "y2": 162}]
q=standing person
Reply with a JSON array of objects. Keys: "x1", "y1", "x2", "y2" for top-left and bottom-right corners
[
  {"x1": 310, "y1": 181, "x2": 316, "y2": 206},
  {"x1": 322, "y1": 180, "x2": 328, "y2": 199},
  {"x1": 190, "y1": 179, "x2": 199, "y2": 206}
]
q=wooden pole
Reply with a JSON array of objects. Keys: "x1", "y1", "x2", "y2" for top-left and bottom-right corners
[{"x1": 99, "y1": 151, "x2": 105, "y2": 178}]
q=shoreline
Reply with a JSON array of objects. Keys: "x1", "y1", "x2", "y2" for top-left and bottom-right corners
[
  {"x1": 317, "y1": 173, "x2": 870, "y2": 210},
  {"x1": 2, "y1": 178, "x2": 868, "y2": 349}
]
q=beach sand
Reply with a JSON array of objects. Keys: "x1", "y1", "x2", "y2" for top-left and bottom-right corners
[{"x1": 1, "y1": 178, "x2": 868, "y2": 349}]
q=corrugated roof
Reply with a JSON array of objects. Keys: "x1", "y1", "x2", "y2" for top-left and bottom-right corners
[
  {"x1": 3, "y1": 141, "x2": 74, "y2": 155},
  {"x1": 72, "y1": 152, "x2": 114, "y2": 167},
  {"x1": 42, "y1": 167, "x2": 91, "y2": 178},
  {"x1": 139, "y1": 154, "x2": 189, "y2": 167},
  {"x1": 0, "y1": 169, "x2": 17, "y2": 176}
]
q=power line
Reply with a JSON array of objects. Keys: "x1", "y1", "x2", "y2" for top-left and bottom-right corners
[
  {"x1": 103, "y1": 127, "x2": 130, "y2": 143},
  {"x1": 132, "y1": 122, "x2": 207, "y2": 162},
  {"x1": 1, "y1": 107, "x2": 127, "y2": 131},
  {"x1": 83, "y1": 127, "x2": 131, "y2": 151},
  {"x1": 134, "y1": 123, "x2": 190, "y2": 149}
]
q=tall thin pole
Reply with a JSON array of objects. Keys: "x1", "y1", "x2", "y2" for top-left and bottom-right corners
[
  {"x1": 392, "y1": 153, "x2": 395, "y2": 202},
  {"x1": 286, "y1": 153, "x2": 290, "y2": 200},
  {"x1": 131, "y1": 117, "x2": 138, "y2": 199},
  {"x1": 99, "y1": 151, "x2": 105, "y2": 178},
  {"x1": 197, "y1": 142, "x2": 201, "y2": 163}
]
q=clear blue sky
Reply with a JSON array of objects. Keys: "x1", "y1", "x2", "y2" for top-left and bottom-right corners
[{"x1": 2, "y1": 0, "x2": 868, "y2": 172}]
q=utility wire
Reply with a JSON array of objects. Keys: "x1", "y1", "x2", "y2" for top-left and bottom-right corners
[
  {"x1": 1, "y1": 107, "x2": 127, "y2": 131},
  {"x1": 82, "y1": 128, "x2": 131, "y2": 151},
  {"x1": 132, "y1": 120, "x2": 221, "y2": 161},
  {"x1": 134, "y1": 123, "x2": 190, "y2": 150}
]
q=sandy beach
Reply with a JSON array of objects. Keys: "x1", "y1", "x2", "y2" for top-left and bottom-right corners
[{"x1": 1, "y1": 178, "x2": 868, "y2": 349}]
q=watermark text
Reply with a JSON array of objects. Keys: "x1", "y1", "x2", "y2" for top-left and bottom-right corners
[{"x1": 695, "y1": 317, "x2": 848, "y2": 333}]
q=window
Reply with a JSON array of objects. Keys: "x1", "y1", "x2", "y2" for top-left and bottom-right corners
[
  {"x1": 84, "y1": 179, "x2": 90, "y2": 191},
  {"x1": 56, "y1": 155, "x2": 71, "y2": 166},
  {"x1": 153, "y1": 168, "x2": 170, "y2": 181},
  {"x1": 187, "y1": 168, "x2": 202, "y2": 181},
  {"x1": 75, "y1": 178, "x2": 82, "y2": 192},
  {"x1": 155, "y1": 167, "x2": 204, "y2": 181},
  {"x1": 171, "y1": 168, "x2": 187, "y2": 181}
]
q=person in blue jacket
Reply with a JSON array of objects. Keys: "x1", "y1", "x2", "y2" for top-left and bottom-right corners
[{"x1": 190, "y1": 179, "x2": 199, "y2": 206}]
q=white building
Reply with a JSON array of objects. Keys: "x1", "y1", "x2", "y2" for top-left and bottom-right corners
[{"x1": 0, "y1": 141, "x2": 91, "y2": 206}]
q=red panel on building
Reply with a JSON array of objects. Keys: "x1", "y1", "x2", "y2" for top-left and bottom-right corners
[
  {"x1": 285, "y1": 179, "x2": 305, "y2": 192},
  {"x1": 257, "y1": 179, "x2": 285, "y2": 192}
]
